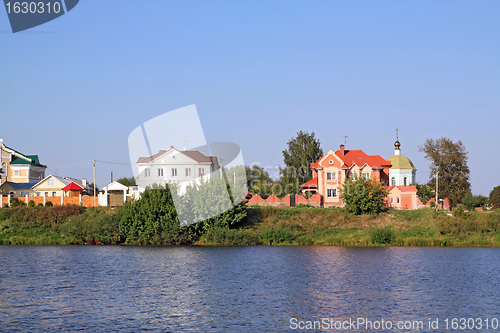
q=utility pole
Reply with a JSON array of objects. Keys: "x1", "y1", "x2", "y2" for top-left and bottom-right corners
[
  {"x1": 435, "y1": 170, "x2": 439, "y2": 212},
  {"x1": 93, "y1": 160, "x2": 96, "y2": 207}
]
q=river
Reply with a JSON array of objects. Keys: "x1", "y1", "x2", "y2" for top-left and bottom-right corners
[{"x1": 0, "y1": 246, "x2": 498, "y2": 332}]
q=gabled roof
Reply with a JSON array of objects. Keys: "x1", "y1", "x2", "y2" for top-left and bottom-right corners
[
  {"x1": 299, "y1": 177, "x2": 318, "y2": 188},
  {"x1": 137, "y1": 146, "x2": 216, "y2": 164},
  {"x1": 137, "y1": 150, "x2": 168, "y2": 163},
  {"x1": 3, "y1": 145, "x2": 46, "y2": 167},
  {"x1": 33, "y1": 175, "x2": 73, "y2": 188},
  {"x1": 102, "y1": 181, "x2": 129, "y2": 191},
  {"x1": 61, "y1": 182, "x2": 84, "y2": 191},
  {"x1": 370, "y1": 155, "x2": 392, "y2": 167},
  {"x1": 335, "y1": 149, "x2": 390, "y2": 170},
  {"x1": 181, "y1": 150, "x2": 214, "y2": 163},
  {"x1": 309, "y1": 147, "x2": 391, "y2": 170},
  {"x1": 387, "y1": 185, "x2": 418, "y2": 192}
]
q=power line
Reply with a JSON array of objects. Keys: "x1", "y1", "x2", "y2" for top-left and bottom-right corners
[{"x1": 95, "y1": 160, "x2": 131, "y2": 166}]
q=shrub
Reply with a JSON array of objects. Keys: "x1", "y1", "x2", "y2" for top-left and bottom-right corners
[
  {"x1": 59, "y1": 208, "x2": 121, "y2": 244},
  {"x1": 341, "y1": 176, "x2": 387, "y2": 215},
  {"x1": 119, "y1": 187, "x2": 181, "y2": 244},
  {"x1": 370, "y1": 226, "x2": 395, "y2": 244},
  {"x1": 259, "y1": 227, "x2": 295, "y2": 245},
  {"x1": 10, "y1": 197, "x2": 19, "y2": 207},
  {"x1": 45, "y1": 201, "x2": 53, "y2": 207},
  {"x1": 28, "y1": 200, "x2": 35, "y2": 207}
]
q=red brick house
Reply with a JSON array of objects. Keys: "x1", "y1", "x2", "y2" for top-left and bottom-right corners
[{"x1": 299, "y1": 144, "x2": 392, "y2": 207}]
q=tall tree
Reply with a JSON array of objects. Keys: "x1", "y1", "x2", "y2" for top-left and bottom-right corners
[
  {"x1": 280, "y1": 131, "x2": 323, "y2": 194},
  {"x1": 246, "y1": 165, "x2": 275, "y2": 197},
  {"x1": 489, "y1": 185, "x2": 500, "y2": 207},
  {"x1": 418, "y1": 137, "x2": 471, "y2": 206}
]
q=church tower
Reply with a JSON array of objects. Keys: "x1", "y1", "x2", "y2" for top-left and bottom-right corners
[{"x1": 386, "y1": 129, "x2": 416, "y2": 186}]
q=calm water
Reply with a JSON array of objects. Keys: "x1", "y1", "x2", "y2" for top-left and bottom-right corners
[{"x1": 0, "y1": 246, "x2": 498, "y2": 332}]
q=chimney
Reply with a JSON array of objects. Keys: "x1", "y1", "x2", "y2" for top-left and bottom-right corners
[{"x1": 340, "y1": 144, "x2": 345, "y2": 157}]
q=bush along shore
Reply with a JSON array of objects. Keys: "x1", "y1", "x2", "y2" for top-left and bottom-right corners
[{"x1": 0, "y1": 189, "x2": 499, "y2": 247}]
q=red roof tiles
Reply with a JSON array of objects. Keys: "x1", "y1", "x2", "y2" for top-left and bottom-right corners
[
  {"x1": 299, "y1": 177, "x2": 318, "y2": 188},
  {"x1": 61, "y1": 182, "x2": 84, "y2": 191}
]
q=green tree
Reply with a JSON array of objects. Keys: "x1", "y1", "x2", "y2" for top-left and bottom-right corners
[
  {"x1": 280, "y1": 131, "x2": 323, "y2": 194},
  {"x1": 246, "y1": 165, "x2": 276, "y2": 198},
  {"x1": 177, "y1": 176, "x2": 247, "y2": 231},
  {"x1": 341, "y1": 176, "x2": 387, "y2": 215},
  {"x1": 462, "y1": 194, "x2": 488, "y2": 211},
  {"x1": 418, "y1": 137, "x2": 471, "y2": 207},
  {"x1": 119, "y1": 186, "x2": 180, "y2": 244},
  {"x1": 416, "y1": 184, "x2": 434, "y2": 204},
  {"x1": 117, "y1": 177, "x2": 136, "y2": 187},
  {"x1": 489, "y1": 186, "x2": 500, "y2": 207}
]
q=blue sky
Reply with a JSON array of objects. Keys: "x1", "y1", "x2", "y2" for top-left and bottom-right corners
[{"x1": 1, "y1": 1, "x2": 499, "y2": 195}]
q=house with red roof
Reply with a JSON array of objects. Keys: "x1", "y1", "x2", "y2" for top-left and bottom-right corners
[
  {"x1": 299, "y1": 136, "x2": 421, "y2": 209},
  {"x1": 299, "y1": 144, "x2": 392, "y2": 207},
  {"x1": 386, "y1": 185, "x2": 418, "y2": 209},
  {"x1": 61, "y1": 182, "x2": 84, "y2": 197}
]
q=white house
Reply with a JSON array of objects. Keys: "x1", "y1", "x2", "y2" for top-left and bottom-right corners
[{"x1": 135, "y1": 146, "x2": 220, "y2": 193}]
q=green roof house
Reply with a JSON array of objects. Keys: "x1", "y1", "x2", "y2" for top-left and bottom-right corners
[{"x1": 0, "y1": 138, "x2": 47, "y2": 185}]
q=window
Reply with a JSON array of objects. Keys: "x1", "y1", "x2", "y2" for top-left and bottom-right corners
[
  {"x1": 47, "y1": 178, "x2": 55, "y2": 186},
  {"x1": 36, "y1": 192, "x2": 41, "y2": 197},
  {"x1": 329, "y1": 160, "x2": 333, "y2": 165},
  {"x1": 326, "y1": 172, "x2": 336, "y2": 180},
  {"x1": 403, "y1": 177, "x2": 407, "y2": 186},
  {"x1": 391, "y1": 177, "x2": 396, "y2": 186},
  {"x1": 144, "y1": 168, "x2": 150, "y2": 177},
  {"x1": 363, "y1": 173, "x2": 370, "y2": 180},
  {"x1": 14, "y1": 170, "x2": 20, "y2": 176},
  {"x1": 186, "y1": 168, "x2": 191, "y2": 177},
  {"x1": 397, "y1": 197, "x2": 400, "y2": 204},
  {"x1": 390, "y1": 197, "x2": 394, "y2": 204},
  {"x1": 199, "y1": 168, "x2": 205, "y2": 177},
  {"x1": 351, "y1": 173, "x2": 356, "y2": 180},
  {"x1": 52, "y1": 192, "x2": 57, "y2": 197},
  {"x1": 327, "y1": 189, "x2": 337, "y2": 198},
  {"x1": 171, "y1": 168, "x2": 177, "y2": 177},
  {"x1": 158, "y1": 168, "x2": 163, "y2": 177}
]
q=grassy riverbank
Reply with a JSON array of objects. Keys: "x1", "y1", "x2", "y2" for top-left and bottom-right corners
[
  {"x1": 0, "y1": 205, "x2": 499, "y2": 246},
  {"x1": 198, "y1": 207, "x2": 500, "y2": 247}
]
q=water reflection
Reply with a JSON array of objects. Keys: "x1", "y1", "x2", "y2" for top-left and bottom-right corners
[{"x1": 0, "y1": 246, "x2": 498, "y2": 332}]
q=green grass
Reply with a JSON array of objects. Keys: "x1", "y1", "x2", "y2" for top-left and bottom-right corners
[
  {"x1": 195, "y1": 207, "x2": 500, "y2": 247},
  {"x1": 1, "y1": 205, "x2": 499, "y2": 247}
]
